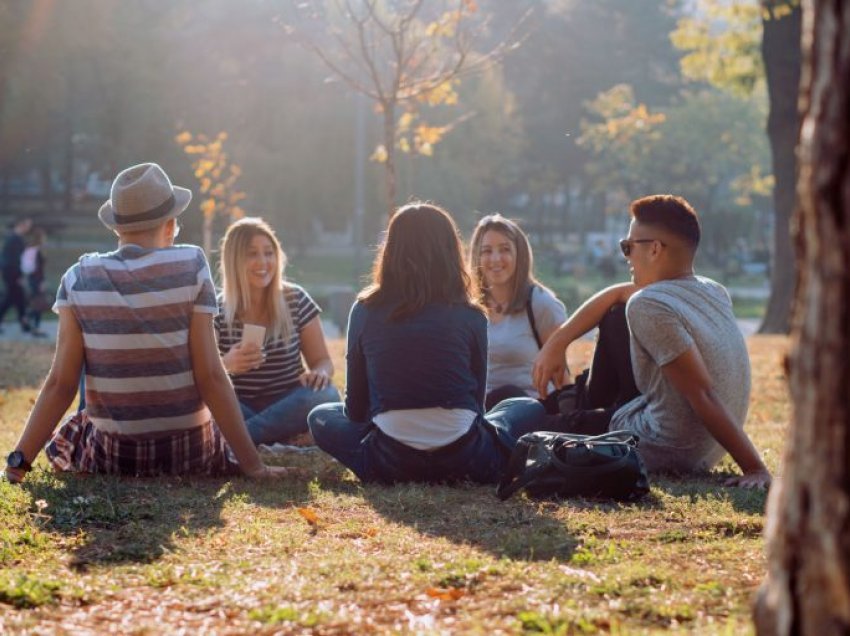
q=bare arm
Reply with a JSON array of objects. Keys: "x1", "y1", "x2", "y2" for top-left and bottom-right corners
[
  {"x1": 661, "y1": 346, "x2": 771, "y2": 489},
  {"x1": 5, "y1": 308, "x2": 84, "y2": 483},
  {"x1": 189, "y1": 312, "x2": 288, "y2": 478},
  {"x1": 532, "y1": 282, "x2": 638, "y2": 397},
  {"x1": 298, "y1": 316, "x2": 335, "y2": 390}
]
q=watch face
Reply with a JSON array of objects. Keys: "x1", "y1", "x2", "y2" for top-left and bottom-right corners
[{"x1": 7, "y1": 451, "x2": 25, "y2": 469}]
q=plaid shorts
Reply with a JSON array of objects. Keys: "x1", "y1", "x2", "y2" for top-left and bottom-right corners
[{"x1": 45, "y1": 411, "x2": 241, "y2": 477}]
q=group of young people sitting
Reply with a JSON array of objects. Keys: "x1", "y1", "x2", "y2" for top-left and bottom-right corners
[{"x1": 3, "y1": 162, "x2": 771, "y2": 490}]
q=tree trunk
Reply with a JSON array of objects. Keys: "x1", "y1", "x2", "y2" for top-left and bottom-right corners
[
  {"x1": 754, "y1": 2, "x2": 850, "y2": 634},
  {"x1": 203, "y1": 213, "x2": 213, "y2": 258},
  {"x1": 383, "y1": 106, "x2": 397, "y2": 217},
  {"x1": 759, "y1": 4, "x2": 803, "y2": 334}
]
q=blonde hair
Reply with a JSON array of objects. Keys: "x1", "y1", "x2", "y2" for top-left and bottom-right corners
[{"x1": 219, "y1": 217, "x2": 293, "y2": 342}]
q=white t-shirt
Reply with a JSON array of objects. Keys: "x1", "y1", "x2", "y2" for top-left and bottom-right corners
[
  {"x1": 486, "y1": 285, "x2": 567, "y2": 397},
  {"x1": 374, "y1": 408, "x2": 476, "y2": 450}
]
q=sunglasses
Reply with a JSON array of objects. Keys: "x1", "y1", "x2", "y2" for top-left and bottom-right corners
[{"x1": 619, "y1": 238, "x2": 664, "y2": 257}]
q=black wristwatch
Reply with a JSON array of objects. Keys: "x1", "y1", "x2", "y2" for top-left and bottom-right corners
[{"x1": 6, "y1": 450, "x2": 32, "y2": 472}]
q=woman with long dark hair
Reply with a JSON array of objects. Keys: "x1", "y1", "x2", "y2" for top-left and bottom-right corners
[{"x1": 308, "y1": 203, "x2": 544, "y2": 484}]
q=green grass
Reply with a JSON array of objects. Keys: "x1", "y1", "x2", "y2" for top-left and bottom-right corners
[{"x1": 0, "y1": 337, "x2": 788, "y2": 633}]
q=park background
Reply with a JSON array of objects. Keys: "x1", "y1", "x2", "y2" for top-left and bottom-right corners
[
  {"x1": 1, "y1": 1, "x2": 804, "y2": 634},
  {"x1": 0, "y1": 0, "x2": 784, "y2": 335}
]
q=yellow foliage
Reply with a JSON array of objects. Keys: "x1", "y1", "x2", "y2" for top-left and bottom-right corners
[
  {"x1": 415, "y1": 124, "x2": 446, "y2": 146},
  {"x1": 370, "y1": 144, "x2": 388, "y2": 163},
  {"x1": 418, "y1": 80, "x2": 459, "y2": 107},
  {"x1": 200, "y1": 198, "x2": 217, "y2": 217},
  {"x1": 179, "y1": 130, "x2": 247, "y2": 229},
  {"x1": 196, "y1": 159, "x2": 215, "y2": 176},
  {"x1": 397, "y1": 112, "x2": 415, "y2": 133},
  {"x1": 398, "y1": 137, "x2": 411, "y2": 153},
  {"x1": 425, "y1": 13, "x2": 458, "y2": 38},
  {"x1": 418, "y1": 142, "x2": 433, "y2": 157}
]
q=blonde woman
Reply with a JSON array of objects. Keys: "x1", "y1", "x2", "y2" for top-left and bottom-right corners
[
  {"x1": 216, "y1": 217, "x2": 339, "y2": 445},
  {"x1": 469, "y1": 214, "x2": 567, "y2": 411}
]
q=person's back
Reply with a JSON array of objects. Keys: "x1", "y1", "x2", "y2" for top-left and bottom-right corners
[
  {"x1": 308, "y1": 202, "x2": 545, "y2": 485},
  {"x1": 59, "y1": 243, "x2": 215, "y2": 434},
  {"x1": 5, "y1": 163, "x2": 291, "y2": 483},
  {"x1": 612, "y1": 275, "x2": 750, "y2": 471},
  {"x1": 347, "y1": 299, "x2": 485, "y2": 420}
]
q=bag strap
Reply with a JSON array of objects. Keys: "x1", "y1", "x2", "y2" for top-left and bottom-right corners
[{"x1": 525, "y1": 285, "x2": 542, "y2": 349}]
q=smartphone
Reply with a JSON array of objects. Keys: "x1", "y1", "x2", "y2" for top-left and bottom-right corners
[{"x1": 241, "y1": 323, "x2": 266, "y2": 348}]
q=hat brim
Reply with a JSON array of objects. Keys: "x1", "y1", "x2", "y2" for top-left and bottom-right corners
[{"x1": 98, "y1": 186, "x2": 193, "y2": 232}]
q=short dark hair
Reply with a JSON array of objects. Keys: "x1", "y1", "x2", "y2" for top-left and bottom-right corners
[
  {"x1": 630, "y1": 195, "x2": 700, "y2": 248},
  {"x1": 359, "y1": 202, "x2": 480, "y2": 321}
]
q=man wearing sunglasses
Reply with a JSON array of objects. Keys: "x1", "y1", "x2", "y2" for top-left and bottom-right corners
[{"x1": 532, "y1": 194, "x2": 770, "y2": 489}]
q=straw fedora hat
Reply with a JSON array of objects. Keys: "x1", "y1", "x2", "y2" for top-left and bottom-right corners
[{"x1": 98, "y1": 163, "x2": 192, "y2": 232}]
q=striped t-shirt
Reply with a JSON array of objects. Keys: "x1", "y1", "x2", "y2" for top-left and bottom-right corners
[
  {"x1": 214, "y1": 284, "x2": 320, "y2": 405},
  {"x1": 55, "y1": 244, "x2": 218, "y2": 435}
]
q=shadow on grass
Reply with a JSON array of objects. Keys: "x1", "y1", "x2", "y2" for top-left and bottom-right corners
[
  {"x1": 651, "y1": 470, "x2": 769, "y2": 515},
  {"x1": 21, "y1": 469, "x2": 313, "y2": 569},
  {"x1": 316, "y1": 459, "x2": 658, "y2": 563}
]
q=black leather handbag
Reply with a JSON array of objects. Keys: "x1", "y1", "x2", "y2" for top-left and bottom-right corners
[{"x1": 496, "y1": 430, "x2": 650, "y2": 501}]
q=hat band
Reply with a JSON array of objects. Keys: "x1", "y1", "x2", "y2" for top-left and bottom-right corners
[{"x1": 113, "y1": 194, "x2": 176, "y2": 226}]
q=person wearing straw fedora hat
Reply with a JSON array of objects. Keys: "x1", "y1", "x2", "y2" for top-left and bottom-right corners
[
  {"x1": 98, "y1": 163, "x2": 192, "y2": 233},
  {"x1": 4, "y1": 163, "x2": 297, "y2": 484}
]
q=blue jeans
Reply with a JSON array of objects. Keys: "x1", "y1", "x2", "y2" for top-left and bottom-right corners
[
  {"x1": 241, "y1": 384, "x2": 341, "y2": 445},
  {"x1": 307, "y1": 397, "x2": 546, "y2": 484}
]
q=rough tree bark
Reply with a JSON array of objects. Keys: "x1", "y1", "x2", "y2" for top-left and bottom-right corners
[
  {"x1": 754, "y1": 1, "x2": 850, "y2": 634},
  {"x1": 759, "y1": 3, "x2": 802, "y2": 334}
]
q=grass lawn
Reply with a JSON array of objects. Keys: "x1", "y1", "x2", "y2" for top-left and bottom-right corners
[{"x1": 0, "y1": 336, "x2": 789, "y2": 634}]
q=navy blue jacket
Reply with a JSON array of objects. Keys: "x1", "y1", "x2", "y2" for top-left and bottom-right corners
[
  {"x1": 1, "y1": 233, "x2": 25, "y2": 280},
  {"x1": 345, "y1": 299, "x2": 488, "y2": 423}
]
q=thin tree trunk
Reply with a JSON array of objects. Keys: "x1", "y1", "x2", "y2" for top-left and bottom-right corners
[
  {"x1": 759, "y1": 4, "x2": 802, "y2": 334},
  {"x1": 203, "y1": 213, "x2": 213, "y2": 257},
  {"x1": 754, "y1": 1, "x2": 850, "y2": 634},
  {"x1": 383, "y1": 106, "x2": 397, "y2": 217}
]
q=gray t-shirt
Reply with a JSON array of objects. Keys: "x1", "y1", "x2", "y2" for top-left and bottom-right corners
[
  {"x1": 487, "y1": 286, "x2": 567, "y2": 397},
  {"x1": 609, "y1": 276, "x2": 751, "y2": 472}
]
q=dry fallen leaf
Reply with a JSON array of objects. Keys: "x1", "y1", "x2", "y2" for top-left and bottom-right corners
[
  {"x1": 297, "y1": 507, "x2": 320, "y2": 526},
  {"x1": 425, "y1": 587, "x2": 465, "y2": 601}
]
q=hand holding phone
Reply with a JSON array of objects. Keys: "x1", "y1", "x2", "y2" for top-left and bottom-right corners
[{"x1": 241, "y1": 323, "x2": 266, "y2": 348}]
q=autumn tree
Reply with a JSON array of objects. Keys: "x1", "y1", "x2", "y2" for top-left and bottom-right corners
[
  {"x1": 672, "y1": 0, "x2": 802, "y2": 333},
  {"x1": 290, "y1": 0, "x2": 526, "y2": 217},
  {"x1": 175, "y1": 131, "x2": 246, "y2": 255},
  {"x1": 578, "y1": 85, "x2": 772, "y2": 267},
  {"x1": 492, "y1": 0, "x2": 683, "y2": 233}
]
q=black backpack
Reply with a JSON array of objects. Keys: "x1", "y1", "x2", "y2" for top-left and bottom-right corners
[{"x1": 497, "y1": 430, "x2": 650, "y2": 501}]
